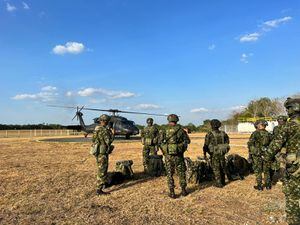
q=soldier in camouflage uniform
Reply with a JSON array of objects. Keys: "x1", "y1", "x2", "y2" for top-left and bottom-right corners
[
  {"x1": 159, "y1": 114, "x2": 190, "y2": 198},
  {"x1": 267, "y1": 98, "x2": 300, "y2": 224},
  {"x1": 203, "y1": 119, "x2": 230, "y2": 188},
  {"x1": 92, "y1": 114, "x2": 114, "y2": 195},
  {"x1": 248, "y1": 119, "x2": 273, "y2": 190},
  {"x1": 141, "y1": 118, "x2": 159, "y2": 172},
  {"x1": 271, "y1": 115, "x2": 288, "y2": 178}
]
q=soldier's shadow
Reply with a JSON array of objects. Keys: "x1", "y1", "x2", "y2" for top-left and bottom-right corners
[{"x1": 107, "y1": 171, "x2": 162, "y2": 193}]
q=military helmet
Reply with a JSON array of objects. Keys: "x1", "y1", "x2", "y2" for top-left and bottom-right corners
[
  {"x1": 277, "y1": 115, "x2": 288, "y2": 122},
  {"x1": 146, "y1": 118, "x2": 153, "y2": 123},
  {"x1": 256, "y1": 119, "x2": 268, "y2": 127},
  {"x1": 284, "y1": 97, "x2": 300, "y2": 112},
  {"x1": 210, "y1": 119, "x2": 222, "y2": 128},
  {"x1": 99, "y1": 114, "x2": 110, "y2": 122},
  {"x1": 167, "y1": 114, "x2": 179, "y2": 123}
]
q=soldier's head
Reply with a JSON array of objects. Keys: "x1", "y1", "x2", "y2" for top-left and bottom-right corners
[
  {"x1": 277, "y1": 115, "x2": 288, "y2": 126},
  {"x1": 210, "y1": 119, "x2": 222, "y2": 130},
  {"x1": 99, "y1": 114, "x2": 110, "y2": 126},
  {"x1": 284, "y1": 97, "x2": 300, "y2": 118},
  {"x1": 167, "y1": 114, "x2": 179, "y2": 125},
  {"x1": 256, "y1": 119, "x2": 268, "y2": 130},
  {"x1": 146, "y1": 118, "x2": 153, "y2": 126}
]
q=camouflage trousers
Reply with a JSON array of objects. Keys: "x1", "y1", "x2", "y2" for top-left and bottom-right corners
[
  {"x1": 211, "y1": 155, "x2": 226, "y2": 185},
  {"x1": 252, "y1": 155, "x2": 271, "y2": 186},
  {"x1": 283, "y1": 176, "x2": 300, "y2": 224},
  {"x1": 96, "y1": 154, "x2": 109, "y2": 189},
  {"x1": 164, "y1": 154, "x2": 187, "y2": 190},
  {"x1": 143, "y1": 145, "x2": 157, "y2": 170}
]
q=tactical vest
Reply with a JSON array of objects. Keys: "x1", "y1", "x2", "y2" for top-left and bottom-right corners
[
  {"x1": 161, "y1": 125, "x2": 186, "y2": 155},
  {"x1": 285, "y1": 120, "x2": 300, "y2": 175},
  {"x1": 143, "y1": 126, "x2": 157, "y2": 146}
]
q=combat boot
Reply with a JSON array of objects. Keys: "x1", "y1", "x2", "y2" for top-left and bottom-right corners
[
  {"x1": 265, "y1": 184, "x2": 272, "y2": 190},
  {"x1": 180, "y1": 188, "x2": 188, "y2": 197},
  {"x1": 96, "y1": 188, "x2": 110, "y2": 196},
  {"x1": 168, "y1": 189, "x2": 176, "y2": 199},
  {"x1": 215, "y1": 182, "x2": 224, "y2": 188},
  {"x1": 254, "y1": 185, "x2": 263, "y2": 191}
]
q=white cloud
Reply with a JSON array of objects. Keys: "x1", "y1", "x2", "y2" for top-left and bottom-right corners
[
  {"x1": 135, "y1": 104, "x2": 161, "y2": 110},
  {"x1": 6, "y1": 3, "x2": 17, "y2": 12},
  {"x1": 208, "y1": 44, "x2": 216, "y2": 50},
  {"x1": 12, "y1": 94, "x2": 37, "y2": 100},
  {"x1": 240, "y1": 53, "x2": 253, "y2": 64},
  {"x1": 263, "y1": 16, "x2": 292, "y2": 28},
  {"x1": 41, "y1": 86, "x2": 57, "y2": 91},
  {"x1": 22, "y1": 2, "x2": 30, "y2": 10},
  {"x1": 52, "y1": 42, "x2": 85, "y2": 55},
  {"x1": 12, "y1": 92, "x2": 58, "y2": 102},
  {"x1": 190, "y1": 108, "x2": 209, "y2": 113},
  {"x1": 12, "y1": 86, "x2": 58, "y2": 102},
  {"x1": 230, "y1": 105, "x2": 246, "y2": 111},
  {"x1": 239, "y1": 16, "x2": 292, "y2": 43},
  {"x1": 111, "y1": 92, "x2": 135, "y2": 99},
  {"x1": 65, "y1": 91, "x2": 74, "y2": 97},
  {"x1": 77, "y1": 87, "x2": 136, "y2": 99},
  {"x1": 240, "y1": 32, "x2": 260, "y2": 42}
]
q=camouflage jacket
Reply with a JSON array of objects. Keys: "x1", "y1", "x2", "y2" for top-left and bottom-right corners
[
  {"x1": 273, "y1": 125, "x2": 284, "y2": 136},
  {"x1": 159, "y1": 124, "x2": 190, "y2": 155},
  {"x1": 92, "y1": 125, "x2": 114, "y2": 148},
  {"x1": 203, "y1": 130, "x2": 230, "y2": 156},
  {"x1": 268, "y1": 117, "x2": 300, "y2": 175},
  {"x1": 248, "y1": 129, "x2": 273, "y2": 156},
  {"x1": 141, "y1": 125, "x2": 159, "y2": 146}
]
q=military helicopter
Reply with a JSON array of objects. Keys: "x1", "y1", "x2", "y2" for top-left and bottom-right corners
[{"x1": 49, "y1": 105, "x2": 167, "y2": 139}]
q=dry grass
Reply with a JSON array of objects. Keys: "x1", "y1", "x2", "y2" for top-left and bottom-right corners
[{"x1": 0, "y1": 133, "x2": 286, "y2": 225}]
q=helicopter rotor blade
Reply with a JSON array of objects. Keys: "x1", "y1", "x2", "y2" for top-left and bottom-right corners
[
  {"x1": 48, "y1": 105, "x2": 169, "y2": 117},
  {"x1": 82, "y1": 107, "x2": 168, "y2": 117}
]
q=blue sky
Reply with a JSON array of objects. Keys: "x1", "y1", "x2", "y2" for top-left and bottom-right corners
[{"x1": 1, "y1": 0, "x2": 299, "y2": 125}]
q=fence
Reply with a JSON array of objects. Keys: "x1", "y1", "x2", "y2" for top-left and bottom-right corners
[{"x1": 0, "y1": 129, "x2": 83, "y2": 138}]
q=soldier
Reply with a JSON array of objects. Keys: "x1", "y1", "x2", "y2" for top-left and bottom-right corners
[
  {"x1": 141, "y1": 118, "x2": 159, "y2": 172},
  {"x1": 159, "y1": 114, "x2": 190, "y2": 198},
  {"x1": 273, "y1": 115, "x2": 288, "y2": 136},
  {"x1": 266, "y1": 98, "x2": 300, "y2": 224},
  {"x1": 271, "y1": 115, "x2": 288, "y2": 179},
  {"x1": 91, "y1": 114, "x2": 114, "y2": 195},
  {"x1": 203, "y1": 119, "x2": 230, "y2": 188},
  {"x1": 248, "y1": 120, "x2": 273, "y2": 190}
]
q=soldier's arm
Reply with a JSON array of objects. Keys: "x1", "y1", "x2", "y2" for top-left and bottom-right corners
[
  {"x1": 203, "y1": 133, "x2": 211, "y2": 156},
  {"x1": 224, "y1": 132, "x2": 230, "y2": 144},
  {"x1": 247, "y1": 132, "x2": 256, "y2": 149},
  {"x1": 268, "y1": 127, "x2": 288, "y2": 157},
  {"x1": 92, "y1": 130, "x2": 99, "y2": 144}
]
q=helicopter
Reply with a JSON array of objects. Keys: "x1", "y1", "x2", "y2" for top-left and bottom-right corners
[{"x1": 49, "y1": 105, "x2": 167, "y2": 139}]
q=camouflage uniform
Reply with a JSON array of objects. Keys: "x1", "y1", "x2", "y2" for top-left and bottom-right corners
[
  {"x1": 92, "y1": 115, "x2": 114, "y2": 193},
  {"x1": 159, "y1": 114, "x2": 190, "y2": 198},
  {"x1": 248, "y1": 127, "x2": 273, "y2": 189},
  {"x1": 141, "y1": 119, "x2": 159, "y2": 171},
  {"x1": 272, "y1": 116, "x2": 288, "y2": 172},
  {"x1": 203, "y1": 125, "x2": 230, "y2": 187},
  {"x1": 267, "y1": 98, "x2": 300, "y2": 224}
]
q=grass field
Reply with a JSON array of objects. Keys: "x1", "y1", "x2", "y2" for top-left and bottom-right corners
[{"x1": 0, "y1": 133, "x2": 286, "y2": 225}]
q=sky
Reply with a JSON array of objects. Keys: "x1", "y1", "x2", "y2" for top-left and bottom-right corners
[{"x1": 1, "y1": 0, "x2": 299, "y2": 126}]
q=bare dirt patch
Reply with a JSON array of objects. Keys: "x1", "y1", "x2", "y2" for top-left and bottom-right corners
[{"x1": 0, "y1": 133, "x2": 286, "y2": 224}]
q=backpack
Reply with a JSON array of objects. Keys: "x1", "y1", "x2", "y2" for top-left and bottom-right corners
[{"x1": 209, "y1": 131, "x2": 230, "y2": 156}]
